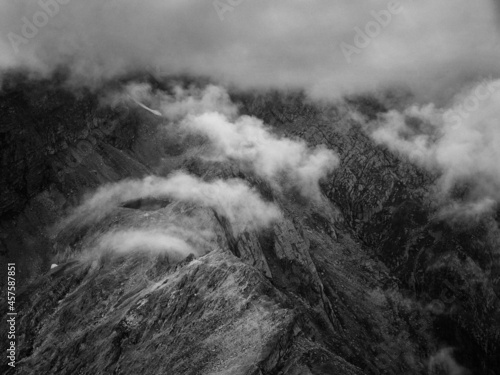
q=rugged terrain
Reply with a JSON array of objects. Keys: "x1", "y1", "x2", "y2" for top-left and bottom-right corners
[{"x1": 1, "y1": 74, "x2": 499, "y2": 374}]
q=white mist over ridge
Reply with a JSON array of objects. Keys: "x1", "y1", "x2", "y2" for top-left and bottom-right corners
[
  {"x1": 124, "y1": 83, "x2": 339, "y2": 199},
  {"x1": 77, "y1": 205, "x2": 225, "y2": 261},
  {"x1": 1, "y1": 0, "x2": 500, "y2": 101},
  {"x1": 62, "y1": 172, "x2": 282, "y2": 234},
  {"x1": 183, "y1": 112, "x2": 337, "y2": 199},
  {"x1": 370, "y1": 79, "x2": 500, "y2": 215},
  {"x1": 93, "y1": 224, "x2": 217, "y2": 258},
  {"x1": 428, "y1": 348, "x2": 469, "y2": 375},
  {"x1": 59, "y1": 82, "x2": 340, "y2": 258},
  {"x1": 97, "y1": 230, "x2": 196, "y2": 257},
  {"x1": 125, "y1": 84, "x2": 238, "y2": 121}
]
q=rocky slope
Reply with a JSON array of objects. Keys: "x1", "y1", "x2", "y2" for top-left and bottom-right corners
[{"x1": 0, "y1": 75, "x2": 499, "y2": 374}]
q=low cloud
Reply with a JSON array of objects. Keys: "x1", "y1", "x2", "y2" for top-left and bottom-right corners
[
  {"x1": 183, "y1": 111, "x2": 338, "y2": 199},
  {"x1": 1, "y1": 0, "x2": 500, "y2": 101},
  {"x1": 97, "y1": 230, "x2": 196, "y2": 257},
  {"x1": 93, "y1": 222, "x2": 220, "y2": 259},
  {"x1": 428, "y1": 348, "x2": 470, "y2": 375},
  {"x1": 123, "y1": 83, "x2": 339, "y2": 199},
  {"x1": 128, "y1": 84, "x2": 238, "y2": 121},
  {"x1": 83, "y1": 222, "x2": 217, "y2": 261},
  {"x1": 436, "y1": 199, "x2": 497, "y2": 221},
  {"x1": 62, "y1": 171, "x2": 282, "y2": 234},
  {"x1": 369, "y1": 79, "x2": 500, "y2": 215}
]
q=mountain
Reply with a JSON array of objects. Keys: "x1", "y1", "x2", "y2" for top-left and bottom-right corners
[{"x1": 0, "y1": 74, "x2": 499, "y2": 375}]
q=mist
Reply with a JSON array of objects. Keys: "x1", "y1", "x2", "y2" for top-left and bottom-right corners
[
  {"x1": 122, "y1": 83, "x2": 338, "y2": 199},
  {"x1": 125, "y1": 84, "x2": 238, "y2": 121},
  {"x1": 62, "y1": 171, "x2": 282, "y2": 234},
  {"x1": 428, "y1": 348, "x2": 470, "y2": 375},
  {"x1": 369, "y1": 79, "x2": 500, "y2": 215},
  {"x1": 1, "y1": 0, "x2": 500, "y2": 100},
  {"x1": 185, "y1": 111, "x2": 337, "y2": 199},
  {"x1": 97, "y1": 230, "x2": 196, "y2": 257}
]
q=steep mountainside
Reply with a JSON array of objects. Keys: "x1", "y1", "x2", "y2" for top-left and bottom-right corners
[{"x1": 0, "y1": 76, "x2": 499, "y2": 374}]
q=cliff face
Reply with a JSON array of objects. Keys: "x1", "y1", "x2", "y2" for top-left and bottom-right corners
[{"x1": 0, "y1": 77, "x2": 498, "y2": 375}]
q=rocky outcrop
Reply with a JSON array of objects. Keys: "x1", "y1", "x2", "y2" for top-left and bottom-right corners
[
  {"x1": 238, "y1": 91, "x2": 500, "y2": 373},
  {"x1": 0, "y1": 77, "x2": 498, "y2": 374},
  {"x1": 0, "y1": 76, "x2": 164, "y2": 285}
]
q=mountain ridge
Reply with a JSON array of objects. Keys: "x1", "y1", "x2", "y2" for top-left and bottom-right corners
[{"x1": 0, "y1": 74, "x2": 499, "y2": 374}]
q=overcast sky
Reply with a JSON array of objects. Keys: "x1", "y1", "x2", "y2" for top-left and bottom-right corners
[{"x1": 1, "y1": 0, "x2": 499, "y2": 101}]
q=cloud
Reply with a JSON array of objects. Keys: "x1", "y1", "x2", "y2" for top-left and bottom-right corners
[
  {"x1": 58, "y1": 82, "x2": 338, "y2": 261},
  {"x1": 122, "y1": 83, "x2": 339, "y2": 199},
  {"x1": 62, "y1": 171, "x2": 282, "y2": 234},
  {"x1": 1, "y1": 0, "x2": 500, "y2": 100},
  {"x1": 93, "y1": 221, "x2": 219, "y2": 258},
  {"x1": 156, "y1": 85, "x2": 238, "y2": 120},
  {"x1": 183, "y1": 111, "x2": 338, "y2": 199},
  {"x1": 97, "y1": 230, "x2": 196, "y2": 257},
  {"x1": 123, "y1": 83, "x2": 236, "y2": 119},
  {"x1": 83, "y1": 222, "x2": 217, "y2": 260},
  {"x1": 436, "y1": 199, "x2": 497, "y2": 221},
  {"x1": 369, "y1": 78, "x2": 500, "y2": 215},
  {"x1": 428, "y1": 348, "x2": 470, "y2": 375}
]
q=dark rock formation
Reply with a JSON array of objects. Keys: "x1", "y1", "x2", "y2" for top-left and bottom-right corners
[{"x1": 0, "y1": 76, "x2": 498, "y2": 374}]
